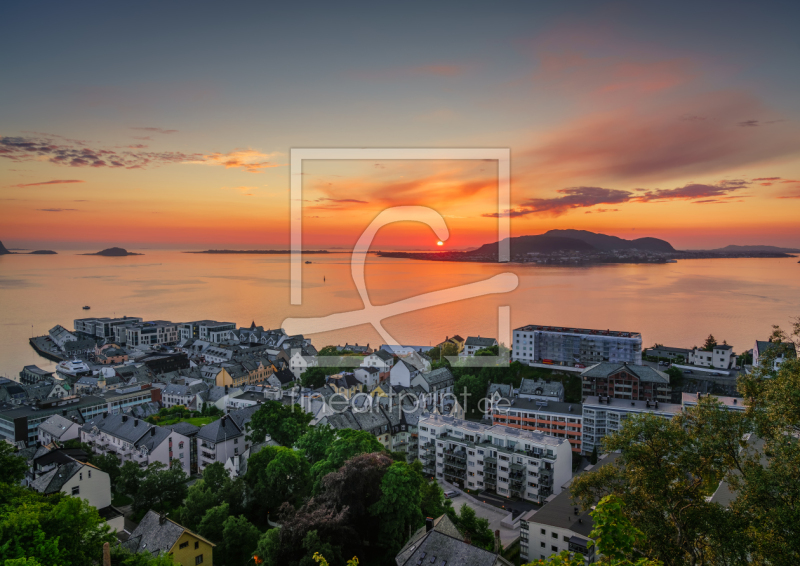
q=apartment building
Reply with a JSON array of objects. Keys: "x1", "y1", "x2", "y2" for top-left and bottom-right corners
[
  {"x1": 681, "y1": 392, "x2": 746, "y2": 411},
  {"x1": 179, "y1": 320, "x2": 236, "y2": 342},
  {"x1": 113, "y1": 320, "x2": 180, "y2": 349},
  {"x1": 520, "y1": 453, "x2": 619, "y2": 564},
  {"x1": 419, "y1": 414, "x2": 573, "y2": 504},
  {"x1": 492, "y1": 398, "x2": 583, "y2": 453},
  {"x1": 80, "y1": 413, "x2": 192, "y2": 475},
  {"x1": 195, "y1": 405, "x2": 259, "y2": 473},
  {"x1": 513, "y1": 325, "x2": 642, "y2": 367},
  {"x1": 0, "y1": 395, "x2": 107, "y2": 447},
  {"x1": 581, "y1": 396, "x2": 682, "y2": 455},
  {"x1": 74, "y1": 316, "x2": 143, "y2": 339},
  {"x1": 688, "y1": 344, "x2": 736, "y2": 369},
  {"x1": 581, "y1": 362, "x2": 671, "y2": 403}
]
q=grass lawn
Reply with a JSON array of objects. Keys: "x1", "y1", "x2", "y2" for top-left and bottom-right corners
[{"x1": 184, "y1": 416, "x2": 218, "y2": 426}]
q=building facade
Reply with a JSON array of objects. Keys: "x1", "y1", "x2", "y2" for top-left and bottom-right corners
[
  {"x1": 581, "y1": 362, "x2": 671, "y2": 403},
  {"x1": 513, "y1": 325, "x2": 642, "y2": 367},
  {"x1": 492, "y1": 399, "x2": 583, "y2": 453},
  {"x1": 419, "y1": 414, "x2": 573, "y2": 504},
  {"x1": 688, "y1": 344, "x2": 735, "y2": 369}
]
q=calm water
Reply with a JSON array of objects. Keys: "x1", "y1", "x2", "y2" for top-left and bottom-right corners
[{"x1": 1, "y1": 251, "x2": 798, "y2": 378}]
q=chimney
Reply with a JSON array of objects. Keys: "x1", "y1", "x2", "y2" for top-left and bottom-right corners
[
  {"x1": 103, "y1": 412, "x2": 108, "y2": 418},
  {"x1": 62, "y1": 409, "x2": 67, "y2": 416},
  {"x1": 122, "y1": 415, "x2": 128, "y2": 422},
  {"x1": 150, "y1": 427, "x2": 156, "y2": 436},
  {"x1": 134, "y1": 418, "x2": 139, "y2": 427},
  {"x1": 159, "y1": 513, "x2": 167, "y2": 525},
  {"x1": 425, "y1": 517, "x2": 434, "y2": 532},
  {"x1": 733, "y1": 398, "x2": 737, "y2": 405}
]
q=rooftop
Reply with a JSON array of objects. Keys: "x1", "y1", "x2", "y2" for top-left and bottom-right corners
[
  {"x1": 581, "y1": 362, "x2": 669, "y2": 383},
  {"x1": 583, "y1": 396, "x2": 683, "y2": 414},
  {"x1": 515, "y1": 325, "x2": 641, "y2": 339}
]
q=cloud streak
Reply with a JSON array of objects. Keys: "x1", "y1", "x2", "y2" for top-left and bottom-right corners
[
  {"x1": 12, "y1": 179, "x2": 85, "y2": 188},
  {"x1": 130, "y1": 127, "x2": 178, "y2": 134}
]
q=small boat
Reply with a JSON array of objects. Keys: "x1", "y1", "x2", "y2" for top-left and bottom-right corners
[
  {"x1": 83, "y1": 305, "x2": 91, "y2": 310},
  {"x1": 305, "y1": 261, "x2": 312, "y2": 264}
]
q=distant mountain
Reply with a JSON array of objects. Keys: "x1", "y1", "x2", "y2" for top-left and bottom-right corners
[
  {"x1": 83, "y1": 247, "x2": 142, "y2": 256},
  {"x1": 28, "y1": 250, "x2": 57, "y2": 254},
  {"x1": 544, "y1": 229, "x2": 676, "y2": 252},
  {"x1": 0, "y1": 240, "x2": 11, "y2": 255},
  {"x1": 468, "y1": 235, "x2": 596, "y2": 256},
  {"x1": 708, "y1": 245, "x2": 800, "y2": 253}
]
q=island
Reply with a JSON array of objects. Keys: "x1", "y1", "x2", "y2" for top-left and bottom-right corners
[
  {"x1": 82, "y1": 247, "x2": 143, "y2": 256},
  {"x1": 186, "y1": 249, "x2": 331, "y2": 254},
  {"x1": 376, "y1": 230, "x2": 797, "y2": 266},
  {"x1": 0, "y1": 240, "x2": 57, "y2": 255}
]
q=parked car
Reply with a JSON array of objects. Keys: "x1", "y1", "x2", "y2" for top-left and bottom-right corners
[
  {"x1": 684, "y1": 369, "x2": 693, "y2": 374},
  {"x1": 444, "y1": 490, "x2": 459, "y2": 499}
]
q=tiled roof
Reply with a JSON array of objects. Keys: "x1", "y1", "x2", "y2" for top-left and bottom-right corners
[
  {"x1": 395, "y1": 529, "x2": 502, "y2": 566},
  {"x1": 519, "y1": 378, "x2": 564, "y2": 397},
  {"x1": 30, "y1": 460, "x2": 83, "y2": 495},
  {"x1": 196, "y1": 414, "x2": 243, "y2": 443},
  {"x1": 419, "y1": 367, "x2": 454, "y2": 385},
  {"x1": 580, "y1": 362, "x2": 669, "y2": 383},
  {"x1": 465, "y1": 336, "x2": 497, "y2": 348},
  {"x1": 125, "y1": 510, "x2": 213, "y2": 556}
]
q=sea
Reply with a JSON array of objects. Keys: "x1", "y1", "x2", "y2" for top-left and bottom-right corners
[{"x1": 0, "y1": 250, "x2": 798, "y2": 379}]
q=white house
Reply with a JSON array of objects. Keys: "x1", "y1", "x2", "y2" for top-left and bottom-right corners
[
  {"x1": 460, "y1": 336, "x2": 498, "y2": 357},
  {"x1": 754, "y1": 340, "x2": 797, "y2": 371},
  {"x1": 289, "y1": 350, "x2": 318, "y2": 380},
  {"x1": 37, "y1": 414, "x2": 81, "y2": 445},
  {"x1": 390, "y1": 359, "x2": 422, "y2": 388},
  {"x1": 688, "y1": 344, "x2": 736, "y2": 369},
  {"x1": 354, "y1": 366, "x2": 381, "y2": 388},
  {"x1": 49, "y1": 325, "x2": 77, "y2": 349},
  {"x1": 361, "y1": 350, "x2": 394, "y2": 379},
  {"x1": 195, "y1": 405, "x2": 260, "y2": 474},
  {"x1": 80, "y1": 413, "x2": 192, "y2": 475}
]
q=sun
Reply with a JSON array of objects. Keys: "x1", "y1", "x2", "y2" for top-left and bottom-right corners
[{"x1": 437, "y1": 241, "x2": 444, "y2": 246}]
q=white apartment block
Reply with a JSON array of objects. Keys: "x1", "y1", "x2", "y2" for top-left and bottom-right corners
[
  {"x1": 688, "y1": 344, "x2": 735, "y2": 369},
  {"x1": 418, "y1": 414, "x2": 573, "y2": 504},
  {"x1": 513, "y1": 325, "x2": 642, "y2": 368},
  {"x1": 113, "y1": 320, "x2": 180, "y2": 349},
  {"x1": 179, "y1": 320, "x2": 237, "y2": 342},
  {"x1": 581, "y1": 396, "x2": 682, "y2": 456},
  {"x1": 74, "y1": 316, "x2": 143, "y2": 338}
]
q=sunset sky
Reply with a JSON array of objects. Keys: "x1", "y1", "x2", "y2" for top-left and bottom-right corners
[{"x1": 2, "y1": 1, "x2": 800, "y2": 250}]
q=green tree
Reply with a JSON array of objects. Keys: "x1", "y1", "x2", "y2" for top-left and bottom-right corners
[
  {"x1": 295, "y1": 424, "x2": 336, "y2": 464},
  {"x1": 197, "y1": 503, "x2": 229, "y2": 553},
  {"x1": 300, "y1": 366, "x2": 329, "y2": 389},
  {"x1": 246, "y1": 400, "x2": 313, "y2": 446},
  {"x1": 133, "y1": 461, "x2": 188, "y2": 514},
  {"x1": 665, "y1": 366, "x2": 683, "y2": 388},
  {"x1": 370, "y1": 461, "x2": 423, "y2": 557},
  {"x1": 453, "y1": 504, "x2": 494, "y2": 550},
  {"x1": 441, "y1": 342, "x2": 459, "y2": 358},
  {"x1": 245, "y1": 446, "x2": 311, "y2": 516},
  {"x1": 179, "y1": 480, "x2": 217, "y2": 532},
  {"x1": 110, "y1": 544, "x2": 178, "y2": 565},
  {"x1": 118, "y1": 460, "x2": 145, "y2": 497},
  {"x1": 453, "y1": 373, "x2": 488, "y2": 417},
  {"x1": 0, "y1": 442, "x2": 27, "y2": 484},
  {"x1": 253, "y1": 528, "x2": 281, "y2": 566},
  {"x1": 702, "y1": 334, "x2": 717, "y2": 351},
  {"x1": 221, "y1": 514, "x2": 261, "y2": 566},
  {"x1": 590, "y1": 445, "x2": 598, "y2": 465},
  {"x1": 310, "y1": 429, "x2": 386, "y2": 492}
]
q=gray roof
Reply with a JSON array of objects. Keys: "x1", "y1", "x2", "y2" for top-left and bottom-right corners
[
  {"x1": 372, "y1": 349, "x2": 393, "y2": 361},
  {"x1": 756, "y1": 340, "x2": 797, "y2": 356},
  {"x1": 465, "y1": 336, "x2": 497, "y2": 348},
  {"x1": 396, "y1": 514, "x2": 463, "y2": 564},
  {"x1": 395, "y1": 529, "x2": 504, "y2": 566},
  {"x1": 30, "y1": 460, "x2": 83, "y2": 495},
  {"x1": 519, "y1": 378, "x2": 564, "y2": 397},
  {"x1": 125, "y1": 510, "x2": 212, "y2": 556},
  {"x1": 505, "y1": 398, "x2": 582, "y2": 416},
  {"x1": 581, "y1": 362, "x2": 669, "y2": 383},
  {"x1": 81, "y1": 413, "x2": 153, "y2": 444},
  {"x1": 486, "y1": 383, "x2": 512, "y2": 400},
  {"x1": 196, "y1": 414, "x2": 243, "y2": 443},
  {"x1": 38, "y1": 414, "x2": 78, "y2": 439},
  {"x1": 419, "y1": 367, "x2": 454, "y2": 386},
  {"x1": 167, "y1": 422, "x2": 201, "y2": 437}
]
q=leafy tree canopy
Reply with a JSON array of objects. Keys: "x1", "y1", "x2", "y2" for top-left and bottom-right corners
[{"x1": 246, "y1": 400, "x2": 313, "y2": 446}]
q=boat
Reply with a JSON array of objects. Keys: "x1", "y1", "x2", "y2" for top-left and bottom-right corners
[
  {"x1": 83, "y1": 305, "x2": 91, "y2": 310},
  {"x1": 305, "y1": 261, "x2": 312, "y2": 264},
  {"x1": 56, "y1": 359, "x2": 93, "y2": 380}
]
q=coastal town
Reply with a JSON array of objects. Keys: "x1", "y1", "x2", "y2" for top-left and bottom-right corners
[{"x1": 2, "y1": 313, "x2": 797, "y2": 565}]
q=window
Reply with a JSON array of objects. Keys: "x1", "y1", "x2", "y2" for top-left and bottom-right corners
[
  {"x1": 72, "y1": 486, "x2": 80, "y2": 496},
  {"x1": 563, "y1": 536, "x2": 570, "y2": 542},
  {"x1": 195, "y1": 555, "x2": 204, "y2": 564},
  {"x1": 541, "y1": 529, "x2": 546, "y2": 535},
  {"x1": 79, "y1": 473, "x2": 83, "y2": 481},
  {"x1": 195, "y1": 541, "x2": 199, "y2": 549},
  {"x1": 88, "y1": 470, "x2": 91, "y2": 478},
  {"x1": 551, "y1": 545, "x2": 558, "y2": 552},
  {"x1": 540, "y1": 542, "x2": 545, "y2": 548},
  {"x1": 552, "y1": 533, "x2": 558, "y2": 539},
  {"x1": 179, "y1": 542, "x2": 189, "y2": 549}
]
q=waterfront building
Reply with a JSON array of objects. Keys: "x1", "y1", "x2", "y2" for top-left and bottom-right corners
[
  {"x1": 581, "y1": 362, "x2": 671, "y2": 403},
  {"x1": 49, "y1": 325, "x2": 77, "y2": 349},
  {"x1": 74, "y1": 316, "x2": 144, "y2": 339},
  {"x1": 113, "y1": 320, "x2": 180, "y2": 349},
  {"x1": 513, "y1": 325, "x2": 642, "y2": 367},
  {"x1": 419, "y1": 413, "x2": 573, "y2": 504},
  {"x1": 19, "y1": 365, "x2": 55, "y2": 384},
  {"x1": 178, "y1": 320, "x2": 237, "y2": 342},
  {"x1": 581, "y1": 396, "x2": 682, "y2": 456},
  {"x1": 492, "y1": 398, "x2": 583, "y2": 453}
]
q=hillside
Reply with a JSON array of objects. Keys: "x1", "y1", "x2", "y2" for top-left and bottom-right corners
[
  {"x1": 0, "y1": 240, "x2": 11, "y2": 255},
  {"x1": 709, "y1": 244, "x2": 800, "y2": 253},
  {"x1": 82, "y1": 247, "x2": 143, "y2": 256},
  {"x1": 544, "y1": 229, "x2": 675, "y2": 252},
  {"x1": 467, "y1": 235, "x2": 595, "y2": 256}
]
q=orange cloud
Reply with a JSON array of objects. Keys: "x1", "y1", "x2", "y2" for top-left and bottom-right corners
[{"x1": 199, "y1": 149, "x2": 285, "y2": 173}]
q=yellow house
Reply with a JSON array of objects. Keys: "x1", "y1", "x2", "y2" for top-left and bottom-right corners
[
  {"x1": 436, "y1": 335, "x2": 465, "y2": 353},
  {"x1": 326, "y1": 372, "x2": 362, "y2": 399},
  {"x1": 126, "y1": 510, "x2": 215, "y2": 566}
]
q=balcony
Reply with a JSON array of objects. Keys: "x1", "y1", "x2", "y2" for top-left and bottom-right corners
[{"x1": 201, "y1": 452, "x2": 216, "y2": 461}]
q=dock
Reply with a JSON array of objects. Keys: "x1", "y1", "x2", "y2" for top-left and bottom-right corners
[{"x1": 28, "y1": 335, "x2": 67, "y2": 362}]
